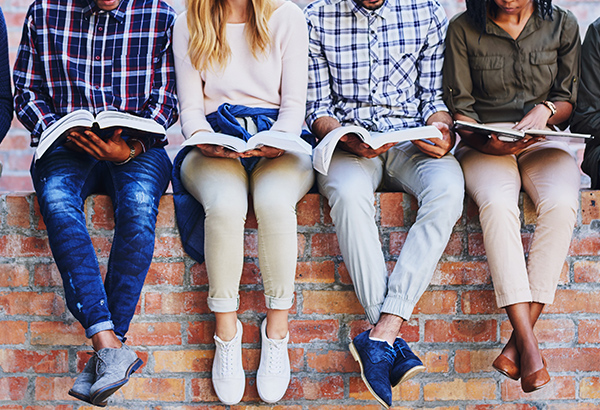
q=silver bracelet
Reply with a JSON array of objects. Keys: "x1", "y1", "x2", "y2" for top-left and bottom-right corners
[{"x1": 114, "y1": 143, "x2": 136, "y2": 165}]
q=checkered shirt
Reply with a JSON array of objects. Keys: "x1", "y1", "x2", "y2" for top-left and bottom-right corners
[
  {"x1": 13, "y1": 0, "x2": 178, "y2": 146},
  {"x1": 304, "y1": 0, "x2": 449, "y2": 132}
]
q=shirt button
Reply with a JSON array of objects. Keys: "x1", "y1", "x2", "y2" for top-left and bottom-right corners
[
  {"x1": 95, "y1": 56, "x2": 100, "y2": 61},
  {"x1": 95, "y1": 85, "x2": 100, "y2": 89},
  {"x1": 98, "y1": 26, "x2": 103, "y2": 32}
]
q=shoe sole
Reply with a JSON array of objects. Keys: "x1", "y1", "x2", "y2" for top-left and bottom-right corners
[
  {"x1": 392, "y1": 364, "x2": 426, "y2": 387},
  {"x1": 90, "y1": 358, "x2": 143, "y2": 405},
  {"x1": 492, "y1": 364, "x2": 519, "y2": 381},
  {"x1": 349, "y1": 342, "x2": 390, "y2": 409},
  {"x1": 67, "y1": 389, "x2": 107, "y2": 407}
]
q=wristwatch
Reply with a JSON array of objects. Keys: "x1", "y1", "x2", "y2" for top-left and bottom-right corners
[
  {"x1": 115, "y1": 143, "x2": 136, "y2": 165},
  {"x1": 540, "y1": 100, "x2": 557, "y2": 117}
]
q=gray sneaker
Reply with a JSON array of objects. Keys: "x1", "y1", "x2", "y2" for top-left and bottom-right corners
[
  {"x1": 89, "y1": 344, "x2": 143, "y2": 405},
  {"x1": 68, "y1": 353, "x2": 107, "y2": 407}
]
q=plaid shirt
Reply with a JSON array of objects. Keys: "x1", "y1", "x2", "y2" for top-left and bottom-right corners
[
  {"x1": 14, "y1": 0, "x2": 178, "y2": 147},
  {"x1": 304, "y1": 0, "x2": 449, "y2": 132}
]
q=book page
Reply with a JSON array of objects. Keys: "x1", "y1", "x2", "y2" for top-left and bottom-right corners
[
  {"x1": 248, "y1": 130, "x2": 312, "y2": 156},
  {"x1": 369, "y1": 125, "x2": 443, "y2": 148},
  {"x1": 181, "y1": 131, "x2": 248, "y2": 152},
  {"x1": 312, "y1": 125, "x2": 371, "y2": 175},
  {"x1": 35, "y1": 110, "x2": 95, "y2": 161}
]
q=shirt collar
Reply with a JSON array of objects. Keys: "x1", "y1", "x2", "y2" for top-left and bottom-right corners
[
  {"x1": 350, "y1": 0, "x2": 392, "y2": 21},
  {"x1": 485, "y1": 8, "x2": 543, "y2": 40},
  {"x1": 78, "y1": 0, "x2": 128, "y2": 23}
]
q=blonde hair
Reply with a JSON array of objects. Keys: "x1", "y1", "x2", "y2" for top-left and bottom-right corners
[{"x1": 186, "y1": 0, "x2": 275, "y2": 72}]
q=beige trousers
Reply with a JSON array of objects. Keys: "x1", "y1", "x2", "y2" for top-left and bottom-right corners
[
  {"x1": 180, "y1": 148, "x2": 314, "y2": 312},
  {"x1": 455, "y1": 140, "x2": 579, "y2": 307}
]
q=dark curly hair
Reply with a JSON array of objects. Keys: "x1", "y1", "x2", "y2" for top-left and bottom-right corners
[{"x1": 465, "y1": 0, "x2": 554, "y2": 33}]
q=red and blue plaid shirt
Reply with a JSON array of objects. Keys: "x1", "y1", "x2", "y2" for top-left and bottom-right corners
[{"x1": 13, "y1": 0, "x2": 178, "y2": 147}]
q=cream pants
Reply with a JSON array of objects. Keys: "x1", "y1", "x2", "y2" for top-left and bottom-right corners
[
  {"x1": 455, "y1": 140, "x2": 579, "y2": 307},
  {"x1": 180, "y1": 148, "x2": 314, "y2": 312}
]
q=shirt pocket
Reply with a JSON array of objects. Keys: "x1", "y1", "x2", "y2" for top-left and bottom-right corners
[
  {"x1": 111, "y1": 54, "x2": 156, "y2": 111},
  {"x1": 529, "y1": 50, "x2": 558, "y2": 97},
  {"x1": 469, "y1": 55, "x2": 507, "y2": 100}
]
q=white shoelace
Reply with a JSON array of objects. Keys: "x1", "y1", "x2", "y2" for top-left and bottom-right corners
[
  {"x1": 217, "y1": 340, "x2": 237, "y2": 377},
  {"x1": 266, "y1": 339, "x2": 286, "y2": 375}
]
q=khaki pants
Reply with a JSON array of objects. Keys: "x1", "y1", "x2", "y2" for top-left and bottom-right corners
[
  {"x1": 455, "y1": 140, "x2": 579, "y2": 307},
  {"x1": 180, "y1": 148, "x2": 314, "y2": 312}
]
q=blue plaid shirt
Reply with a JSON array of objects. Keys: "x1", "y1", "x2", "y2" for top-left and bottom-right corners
[
  {"x1": 13, "y1": 0, "x2": 178, "y2": 147},
  {"x1": 304, "y1": 0, "x2": 449, "y2": 132}
]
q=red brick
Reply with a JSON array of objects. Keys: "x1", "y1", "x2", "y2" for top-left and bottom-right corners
[
  {"x1": 297, "y1": 194, "x2": 321, "y2": 226},
  {"x1": 296, "y1": 261, "x2": 335, "y2": 283},
  {"x1": 467, "y1": 405, "x2": 538, "y2": 410},
  {"x1": 443, "y1": 232, "x2": 464, "y2": 256},
  {"x1": 454, "y1": 349, "x2": 499, "y2": 374},
  {"x1": 6, "y1": 195, "x2": 30, "y2": 227},
  {"x1": 0, "y1": 235, "x2": 52, "y2": 257},
  {"x1": 423, "y1": 378, "x2": 496, "y2": 401},
  {"x1": 389, "y1": 231, "x2": 408, "y2": 255},
  {"x1": 580, "y1": 377, "x2": 600, "y2": 399},
  {"x1": 144, "y1": 291, "x2": 209, "y2": 315},
  {"x1": 245, "y1": 200, "x2": 257, "y2": 229},
  {"x1": 533, "y1": 319, "x2": 575, "y2": 343},
  {"x1": 191, "y1": 378, "x2": 219, "y2": 402},
  {"x1": 33, "y1": 195, "x2": 46, "y2": 230},
  {"x1": 154, "y1": 235, "x2": 185, "y2": 257},
  {"x1": 306, "y1": 350, "x2": 358, "y2": 373},
  {"x1": 239, "y1": 262, "x2": 262, "y2": 285},
  {"x1": 299, "y1": 376, "x2": 344, "y2": 400},
  {"x1": 309, "y1": 405, "x2": 380, "y2": 410},
  {"x1": 0, "y1": 377, "x2": 28, "y2": 400},
  {"x1": 569, "y1": 235, "x2": 600, "y2": 256},
  {"x1": 468, "y1": 232, "x2": 485, "y2": 256},
  {"x1": 501, "y1": 375, "x2": 575, "y2": 401},
  {"x1": 547, "y1": 405, "x2": 600, "y2": 410},
  {"x1": 338, "y1": 262, "x2": 352, "y2": 285},
  {"x1": 190, "y1": 262, "x2": 208, "y2": 286},
  {"x1": 302, "y1": 290, "x2": 363, "y2": 315},
  {"x1": 574, "y1": 260, "x2": 600, "y2": 283},
  {"x1": 431, "y1": 262, "x2": 491, "y2": 285},
  {"x1": 311, "y1": 233, "x2": 341, "y2": 257},
  {"x1": 34, "y1": 376, "x2": 75, "y2": 401},
  {"x1": 0, "y1": 291, "x2": 64, "y2": 316},
  {"x1": 578, "y1": 320, "x2": 600, "y2": 343},
  {"x1": 154, "y1": 350, "x2": 213, "y2": 373},
  {"x1": 424, "y1": 319, "x2": 497, "y2": 343},
  {"x1": 0, "y1": 349, "x2": 68, "y2": 373},
  {"x1": 413, "y1": 290, "x2": 457, "y2": 315},
  {"x1": 34, "y1": 264, "x2": 62, "y2": 287},
  {"x1": 543, "y1": 348, "x2": 600, "y2": 372},
  {"x1": 581, "y1": 190, "x2": 600, "y2": 224},
  {"x1": 244, "y1": 232, "x2": 258, "y2": 257},
  {"x1": 145, "y1": 262, "x2": 185, "y2": 285},
  {"x1": 127, "y1": 322, "x2": 182, "y2": 346},
  {"x1": 380, "y1": 192, "x2": 404, "y2": 227},
  {"x1": 90, "y1": 236, "x2": 112, "y2": 258},
  {"x1": 0, "y1": 264, "x2": 29, "y2": 287},
  {"x1": 120, "y1": 378, "x2": 185, "y2": 402},
  {"x1": 30, "y1": 322, "x2": 87, "y2": 346},
  {"x1": 187, "y1": 321, "x2": 217, "y2": 345},
  {"x1": 156, "y1": 195, "x2": 176, "y2": 228},
  {"x1": 461, "y1": 290, "x2": 502, "y2": 315},
  {"x1": 0, "y1": 320, "x2": 27, "y2": 344},
  {"x1": 289, "y1": 319, "x2": 339, "y2": 343},
  {"x1": 546, "y1": 290, "x2": 600, "y2": 313},
  {"x1": 91, "y1": 195, "x2": 114, "y2": 230}
]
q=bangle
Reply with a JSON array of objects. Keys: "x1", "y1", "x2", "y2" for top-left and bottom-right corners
[
  {"x1": 128, "y1": 138, "x2": 146, "y2": 153},
  {"x1": 539, "y1": 100, "x2": 557, "y2": 117},
  {"x1": 114, "y1": 143, "x2": 136, "y2": 165}
]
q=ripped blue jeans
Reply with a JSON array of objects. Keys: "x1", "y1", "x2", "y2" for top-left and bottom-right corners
[{"x1": 31, "y1": 145, "x2": 171, "y2": 340}]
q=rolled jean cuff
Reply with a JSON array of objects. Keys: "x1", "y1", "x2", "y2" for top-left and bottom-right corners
[
  {"x1": 85, "y1": 320, "x2": 114, "y2": 339},
  {"x1": 264, "y1": 294, "x2": 294, "y2": 310},
  {"x1": 530, "y1": 288, "x2": 556, "y2": 305},
  {"x1": 495, "y1": 288, "x2": 533, "y2": 308},
  {"x1": 364, "y1": 303, "x2": 384, "y2": 325},
  {"x1": 208, "y1": 296, "x2": 240, "y2": 313},
  {"x1": 381, "y1": 296, "x2": 417, "y2": 322}
]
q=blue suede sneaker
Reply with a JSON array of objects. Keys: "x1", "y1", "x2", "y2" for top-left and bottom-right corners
[
  {"x1": 349, "y1": 330, "x2": 396, "y2": 408},
  {"x1": 390, "y1": 338, "x2": 426, "y2": 387}
]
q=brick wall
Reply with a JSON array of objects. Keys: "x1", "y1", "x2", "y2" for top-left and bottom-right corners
[
  {"x1": 0, "y1": 0, "x2": 599, "y2": 191},
  {"x1": 1, "y1": 191, "x2": 600, "y2": 408}
]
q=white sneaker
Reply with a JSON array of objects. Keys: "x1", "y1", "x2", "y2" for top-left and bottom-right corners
[
  {"x1": 257, "y1": 318, "x2": 290, "y2": 403},
  {"x1": 212, "y1": 319, "x2": 245, "y2": 405}
]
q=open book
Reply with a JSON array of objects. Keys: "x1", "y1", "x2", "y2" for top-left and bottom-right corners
[
  {"x1": 312, "y1": 125, "x2": 443, "y2": 175},
  {"x1": 181, "y1": 130, "x2": 313, "y2": 156},
  {"x1": 35, "y1": 110, "x2": 166, "y2": 161},
  {"x1": 454, "y1": 120, "x2": 593, "y2": 142}
]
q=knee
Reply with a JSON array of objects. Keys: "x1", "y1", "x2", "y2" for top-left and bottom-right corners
[
  {"x1": 204, "y1": 197, "x2": 248, "y2": 227},
  {"x1": 253, "y1": 195, "x2": 295, "y2": 222},
  {"x1": 421, "y1": 179, "x2": 465, "y2": 220},
  {"x1": 536, "y1": 191, "x2": 578, "y2": 221}
]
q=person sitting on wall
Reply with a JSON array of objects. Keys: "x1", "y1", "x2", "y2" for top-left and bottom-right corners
[{"x1": 13, "y1": 0, "x2": 178, "y2": 405}]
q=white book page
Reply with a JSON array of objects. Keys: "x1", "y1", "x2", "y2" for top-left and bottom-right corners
[{"x1": 312, "y1": 125, "x2": 370, "y2": 175}]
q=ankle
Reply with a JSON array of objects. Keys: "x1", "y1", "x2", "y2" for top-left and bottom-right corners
[{"x1": 91, "y1": 330, "x2": 122, "y2": 351}]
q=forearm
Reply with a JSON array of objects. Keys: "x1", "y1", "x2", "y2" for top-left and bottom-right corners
[{"x1": 311, "y1": 116, "x2": 342, "y2": 141}]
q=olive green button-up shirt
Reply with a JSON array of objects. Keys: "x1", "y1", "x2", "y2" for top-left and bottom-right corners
[{"x1": 443, "y1": 6, "x2": 580, "y2": 124}]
